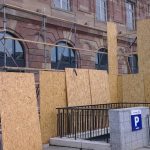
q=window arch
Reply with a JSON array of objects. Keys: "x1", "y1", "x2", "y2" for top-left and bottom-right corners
[
  {"x1": 128, "y1": 54, "x2": 138, "y2": 74},
  {"x1": 96, "y1": 48, "x2": 108, "y2": 70},
  {"x1": 51, "y1": 41, "x2": 77, "y2": 70},
  {"x1": 0, "y1": 32, "x2": 25, "y2": 67}
]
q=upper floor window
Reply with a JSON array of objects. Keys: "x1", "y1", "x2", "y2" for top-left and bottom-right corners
[
  {"x1": 148, "y1": 4, "x2": 150, "y2": 16},
  {"x1": 0, "y1": 32, "x2": 25, "y2": 67},
  {"x1": 96, "y1": 0, "x2": 107, "y2": 22},
  {"x1": 53, "y1": 0, "x2": 70, "y2": 11},
  {"x1": 128, "y1": 54, "x2": 138, "y2": 74},
  {"x1": 51, "y1": 41, "x2": 77, "y2": 70},
  {"x1": 96, "y1": 48, "x2": 108, "y2": 70},
  {"x1": 126, "y1": 1, "x2": 135, "y2": 30}
]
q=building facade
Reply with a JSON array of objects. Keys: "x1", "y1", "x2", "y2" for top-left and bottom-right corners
[{"x1": 0, "y1": 0, "x2": 149, "y2": 74}]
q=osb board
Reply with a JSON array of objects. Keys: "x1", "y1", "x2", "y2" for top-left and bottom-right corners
[
  {"x1": 40, "y1": 71, "x2": 67, "y2": 144},
  {"x1": 143, "y1": 73, "x2": 150, "y2": 102},
  {"x1": 1, "y1": 73, "x2": 42, "y2": 150},
  {"x1": 122, "y1": 74, "x2": 145, "y2": 103},
  {"x1": 107, "y1": 22, "x2": 118, "y2": 74},
  {"x1": 117, "y1": 75, "x2": 123, "y2": 103},
  {"x1": 65, "y1": 68, "x2": 92, "y2": 106},
  {"x1": 137, "y1": 19, "x2": 150, "y2": 74},
  {"x1": 89, "y1": 70, "x2": 110, "y2": 104},
  {"x1": 109, "y1": 74, "x2": 119, "y2": 103}
]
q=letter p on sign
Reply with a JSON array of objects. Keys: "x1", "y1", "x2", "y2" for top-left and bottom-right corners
[{"x1": 134, "y1": 116, "x2": 140, "y2": 127}]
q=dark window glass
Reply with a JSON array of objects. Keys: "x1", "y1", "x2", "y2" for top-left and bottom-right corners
[
  {"x1": 96, "y1": 48, "x2": 108, "y2": 70},
  {"x1": 128, "y1": 54, "x2": 138, "y2": 74},
  {"x1": 0, "y1": 32, "x2": 25, "y2": 67},
  {"x1": 51, "y1": 41, "x2": 77, "y2": 70}
]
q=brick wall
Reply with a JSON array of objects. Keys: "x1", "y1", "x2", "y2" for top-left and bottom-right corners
[{"x1": 0, "y1": 0, "x2": 149, "y2": 73}]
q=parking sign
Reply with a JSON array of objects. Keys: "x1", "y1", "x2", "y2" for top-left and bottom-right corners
[{"x1": 131, "y1": 110, "x2": 142, "y2": 131}]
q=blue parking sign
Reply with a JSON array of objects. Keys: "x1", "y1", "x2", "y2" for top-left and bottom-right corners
[{"x1": 131, "y1": 110, "x2": 142, "y2": 131}]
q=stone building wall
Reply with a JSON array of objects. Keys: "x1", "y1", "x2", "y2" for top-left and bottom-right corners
[{"x1": 0, "y1": 0, "x2": 149, "y2": 73}]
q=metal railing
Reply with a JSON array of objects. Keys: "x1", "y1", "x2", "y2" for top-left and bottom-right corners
[{"x1": 57, "y1": 103, "x2": 150, "y2": 142}]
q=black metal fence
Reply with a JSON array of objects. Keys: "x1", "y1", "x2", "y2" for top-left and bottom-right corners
[{"x1": 57, "y1": 103, "x2": 150, "y2": 142}]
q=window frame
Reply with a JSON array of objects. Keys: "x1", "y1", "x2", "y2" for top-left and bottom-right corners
[
  {"x1": 125, "y1": 0, "x2": 136, "y2": 30},
  {"x1": 53, "y1": 0, "x2": 71, "y2": 11},
  {"x1": 96, "y1": 0, "x2": 107, "y2": 22},
  {"x1": 0, "y1": 32, "x2": 25, "y2": 67},
  {"x1": 51, "y1": 41, "x2": 77, "y2": 70},
  {"x1": 148, "y1": 4, "x2": 150, "y2": 16},
  {"x1": 128, "y1": 54, "x2": 138, "y2": 74},
  {"x1": 95, "y1": 48, "x2": 108, "y2": 71}
]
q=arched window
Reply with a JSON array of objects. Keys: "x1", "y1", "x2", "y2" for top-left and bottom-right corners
[
  {"x1": 128, "y1": 54, "x2": 138, "y2": 74},
  {"x1": 96, "y1": 48, "x2": 108, "y2": 70},
  {"x1": 51, "y1": 41, "x2": 77, "y2": 70},
  {"x1": 0, "y1": 32, "x2": 25, "y2": 67}
]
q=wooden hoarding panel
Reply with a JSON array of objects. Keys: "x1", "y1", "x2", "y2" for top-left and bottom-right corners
[
  {"x1": 89, "y1": 70, "x2": 110, "y2": 104},
  {"x1": 65, "y1": 68, "x2": 91, "y2": 106},
  {"x1": 1, "y1": 73, "x2": 42, "y2": 150},
  {"x1": 40, "y1": 71, "x2": 67, "y2": 143}
]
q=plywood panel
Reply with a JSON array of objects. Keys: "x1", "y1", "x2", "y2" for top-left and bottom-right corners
[
  {"x1": 89, "y1": 70, "x2": 110, "y2": 104},
  {"x1": 137, "y1": 19, "x2": 150, "y2": 74},
  {"x1": 1, "y1": 73, "x2": 42, "y2": 150},
  {"x1": 109, "y1": 74, "x2": 119, "y2": 103},
  {"x1": 117, "y1": 75, "x2": 123, "y2": 103},
  {"x1": 40, "y1": 71, "x2": 67, "y2": 144},
  {"x1": 107, "y1": 22, "x2": 119, "y2": 103},
  {"x1": 66, "y1": 68, "x2": 91, "y2": 106},
  {"x1": 143, "y1": 73, "x2": 150, "y2": 102},
  {"x1": 122, "y1": 74, "x2": 145, "y2": 103},
  {"x1": 107, "y1": 22, "x2": 118, "y2": 74}
]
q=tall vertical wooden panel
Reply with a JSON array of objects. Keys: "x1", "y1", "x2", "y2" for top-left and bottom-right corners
[
  {"x1": 107, "y1": 22, "x2": 119, "y2": 103},
  {"x1": 65, "y1": 68, "x2": 91, "y2": 106},
  {"x1": 40, "y1": 71, "x2": 67, "y2": 144},
  {"x1": 137, "y1": 19, "x2": 150, "y2": 74},
  {"x1": 137, "y1": 19, "x2": 150, "y2": 102},
  {"x1": 1, "y1": 73, "x2": 42, "y2": 150},
  {"x1": 89, "y1": 70, "x2": 110, "y2": 104}
]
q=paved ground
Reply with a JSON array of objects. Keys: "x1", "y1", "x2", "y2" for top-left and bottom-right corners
[
  {"x1": 43, "y1": 145, "x2": 79, "y2": 150},
  {"x1": 44, "y1": 146, "x2": 150, "y2": 150},
  {"x1": 44, "y1": 145, "x2": 150, "y2": 150},
  {"x1": 137, "y1": 148, "x2": 150, "y2": 150}
]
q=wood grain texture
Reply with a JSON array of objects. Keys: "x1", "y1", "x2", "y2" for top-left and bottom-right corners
[
  {"x1": 143, "y1": 74, "x2": 150, "y2": 102},
  {"x1": 65, "y1": 68, "x2": 91, "y2": 106},
  {"x1": 137, "y1": 19, "x2": 150, "y2": 74},
  {"x1": 107, "y1": 22, "x2": 118, "y2": 75},
  {"x1": 117, "y1": 75, "x2": 123, "y2": 103},
  {"x1": 40, "y1": 71, "x2": 67, "y2": 144},
  {"x1": 122, "y1": 74, "x2": 145, "y2": 103},
  {"x1": 109, "y1": 74, "x2": 119, "y2": 103},
  {"x1": 89, "y1": 70, "x2": 110, "y2": 104},
  {"x1": 1, "y1": 73, "x2": 42, "y2": 150},
  {"x1": 107, "y1": 22, "x2": 119, "y2": 103}
]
